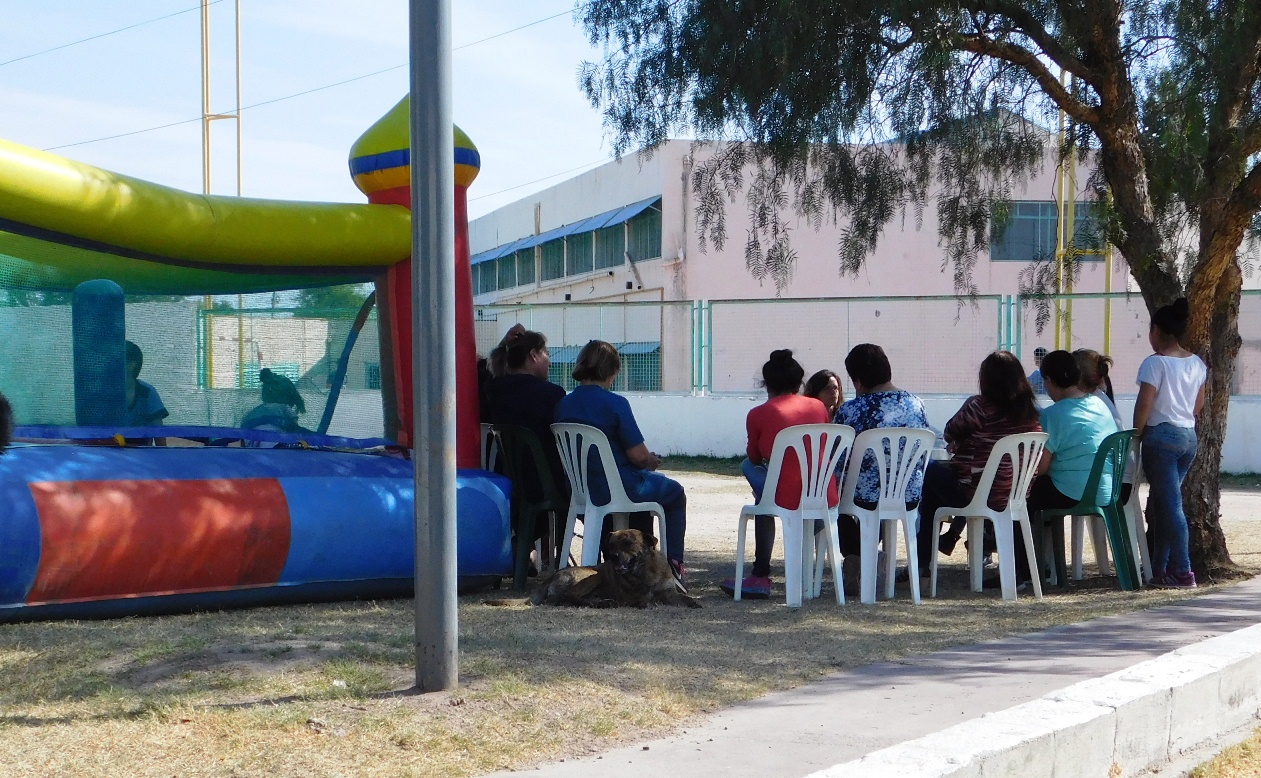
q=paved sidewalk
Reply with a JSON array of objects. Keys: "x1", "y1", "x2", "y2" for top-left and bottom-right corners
[{"x1": 489, "y1": 576, "x2": 1261, "y2": 778}]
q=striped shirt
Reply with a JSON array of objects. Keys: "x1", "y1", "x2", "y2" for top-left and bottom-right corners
[{"x1": 944, "y1": 395, "x2": 1042, "y2": 509}]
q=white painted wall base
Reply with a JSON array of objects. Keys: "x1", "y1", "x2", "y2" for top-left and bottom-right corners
[
  {"x1": 810, "y1": 623, "x2": 1261, "y2": 778},
  {"x1": 628, "y1": 393, "x2": 1261, "y2": 473}
]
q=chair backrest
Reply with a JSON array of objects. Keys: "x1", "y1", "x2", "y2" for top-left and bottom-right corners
[
  {"x1": 492, "y1": 423, "x2": 567, "y2": 507},
  {"x1": 840, "y1": 427, "x2": 936, "y2": 514},
  {"x1": 760, "y1": 423, "x2": 855, "y2": 512},
  {"x1": 550, "y1": 422, "x2": 630, "y2": 508},
  {"x1": 970, "y1": 432, "x2": 1049, "y2": 513},
  {"x1": 1079, "y1": 429, "x2": 1134, "y2": 509}
]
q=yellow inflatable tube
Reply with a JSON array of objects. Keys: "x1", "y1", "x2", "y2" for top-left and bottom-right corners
[{"x1": 0, "y1": 139, "x2": 412, "y2": 269}]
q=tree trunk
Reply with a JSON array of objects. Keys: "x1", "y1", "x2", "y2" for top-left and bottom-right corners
[{"x1": 1182, "y1": 261, "x2": 1242, "y2": 579}]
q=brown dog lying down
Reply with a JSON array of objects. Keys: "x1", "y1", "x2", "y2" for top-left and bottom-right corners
[{"x1": 528, "y1": 529, "x2": 701, "y2": 609}]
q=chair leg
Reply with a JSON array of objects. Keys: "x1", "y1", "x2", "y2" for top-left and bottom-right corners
[
  {"x1": 902, "y1": 516, "x2": 921, "y2": 605},
  {"x1": 859, "y1": 518, "x2": 880, "y2": 605},
  {"x1": 1017, "y1": 517, "x2": 1044, "y2": 600},
  {"x1": 929, "y1": 513, "x2": 945, "y2": 598},
  {"x1": 1071, "y1": 515, "x2": 1086, "y2": 580},
  {"x1": 734, "y1": 513, "x2": 749, "y2": 602},
  {"x1": 559, "y1": 506, "x2": 580, "y2": 570},
  {"x1": 1126, "y1": 500, "x2": 1152, "y2": 584},
  {"x1": 824, "y1": 517, "x2": 845, "y2": 605},
  {"x1": 812, "y1": 532, "x2": 826, "y2": 598},
  {"x1": 1091, "y1": 515, "x2": 1112, "y2": 576},
  {"x1": 512, "y1": 506, "x2": 537, "y2": 591},
  {"x1": 801, "y1": 520, "x2": 815, "y2": 600},
  {"x1": 782, "y1": 515, "x2": 805, "y2": 608},
  {"x1": 1101, "y1": 507, "x2": 1138, "y2": 592},
  {"x1": 990, "y1": 517, "x2": 1017, "y2": 601},
  {"x1": 967, "y1": 516, "x2": 984, "y2": 593},
  {"x1": 582, "y1": 511, "x2": 606, "y2": 567},
  {"x1": 882, "y1": 520, "x2": 897, "y2": 601}
]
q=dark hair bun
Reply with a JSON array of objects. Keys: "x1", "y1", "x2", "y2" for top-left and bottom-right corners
[
  {"x1": 770, "y1": 349, "x2": 794, "y2": 363},
  {"x1": 259, "y1": 368, "x2": 274, "y2": 382},
  {"x1": 1172, "y1": 297, "x2": 1189, "y2": 319}
]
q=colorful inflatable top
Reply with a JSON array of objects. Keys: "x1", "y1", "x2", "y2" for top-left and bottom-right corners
[{"x1": 0, "y1": 102, "x2": 479, "y2": 296}]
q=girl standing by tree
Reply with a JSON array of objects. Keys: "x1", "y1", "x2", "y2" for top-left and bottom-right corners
[{"x1": 1133, "y1": 299, "x2": 1207, "y2": 589}]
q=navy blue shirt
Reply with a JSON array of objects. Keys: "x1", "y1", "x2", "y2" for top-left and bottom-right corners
[{"x1": 555, "y1": 384, "x2": 645, "y2": 481}]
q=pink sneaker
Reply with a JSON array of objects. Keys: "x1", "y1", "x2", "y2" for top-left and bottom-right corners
[{"x1": 719, "y1": 576, "x2": 771, "y2": 599}]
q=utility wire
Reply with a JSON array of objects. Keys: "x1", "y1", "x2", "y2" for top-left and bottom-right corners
[
  {"x1": 470, "y1": 156, "x2": 613, "y2": 201},
  {"x1": 42, "y1": 4, "x2": 584, "y2": 152},
  {"x1": 0, "y1": 0, "x2": 224, "y2": 68}
]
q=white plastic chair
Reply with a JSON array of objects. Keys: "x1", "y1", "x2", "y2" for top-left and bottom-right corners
[
  {"x1": 1122, "y1": 457, "x2": 1153, "y2": 584},
  {"x1": 734, "y1": 423, "x2": 855, "y2": 608},
  {"x1": 835, "y1": 427, "x2": 936, "y2": 605},
  {"x1": 550, "y1": 422, "x2": 668, "y2": 568},
  {"x1": 928, "y1": 432, "x2": 1048, "y2": 601}
]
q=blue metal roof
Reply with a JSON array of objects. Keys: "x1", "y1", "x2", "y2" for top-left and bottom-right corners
[{"x1": 471, "y1": 196, "x2": 661, "y2": 266}]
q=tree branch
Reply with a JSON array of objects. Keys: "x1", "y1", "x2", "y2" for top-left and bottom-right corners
[
  {"x1": 964, "y1": 0, "x2": 1098, "y2": 84},
  {"x1": 954, "y1": 34, "x2": 1101, "y2": 125}
]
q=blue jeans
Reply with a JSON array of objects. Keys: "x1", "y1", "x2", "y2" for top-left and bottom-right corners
[
  {"x1": 622, "y1": 469, "x2": 687, "y2": 563},
  {"x1": 1142, "y1": 423, "x2": 1198, "y2": 576},
  {"x1": 741, "y1": 458, "x2": 776, "y2": 577}
]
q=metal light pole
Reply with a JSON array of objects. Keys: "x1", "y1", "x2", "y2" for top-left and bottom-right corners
[{"x1": 409, "y1": 0, "x2": 458, "y2": 692}]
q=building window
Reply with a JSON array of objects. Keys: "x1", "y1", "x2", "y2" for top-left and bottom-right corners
[
  {"x1": 594, "y1": 225, "x2": 624, "y2": 270},
  {"x1": 496, "y1": 253, "x2": 516, "y2": 289},
  {"x1": 627, "y1": 207, "x2": 662, "y2": 261},
  {"x1": 515, "y1": 249, "x2": 536, "y2": 286},
  {"x1": 568, "y1": 232, "x2": 594, "y2": 275},
  {"x1": 990, "y1": 201, "x2": 1105, "y2": 262},
  {"x1": 365, "y1": 362, "x2": 381, "y2": 389},
  {"x1": 473, "y1": 262, "x2": 497, "y2": 294},
  {"x1": 541, "y1": 239, "x2": 565, "y2": 281}
]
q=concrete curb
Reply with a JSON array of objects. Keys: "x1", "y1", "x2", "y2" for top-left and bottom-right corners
[{"x1": 811, "y1": 623, "x2": 1261, "y2": 778}]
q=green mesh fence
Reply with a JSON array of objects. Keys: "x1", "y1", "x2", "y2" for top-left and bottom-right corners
[{"x1": 0, "y1": 287, "x2": 385, "y2": 439}]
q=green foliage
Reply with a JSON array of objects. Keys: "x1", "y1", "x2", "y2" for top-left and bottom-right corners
[
  {"x1": 294, "y1": 284, "x2": 371, "y2": 316},
  {"x1": 579, "y1": 0, "x2": 1261, "y2": 297}
]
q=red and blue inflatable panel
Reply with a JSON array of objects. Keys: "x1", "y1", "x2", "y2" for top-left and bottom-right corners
[{"x1": 0, "y1": 445, "x2": 511, "y2": 622}]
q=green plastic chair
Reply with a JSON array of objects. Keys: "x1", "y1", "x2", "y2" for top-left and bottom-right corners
[
  {"x1": 1032, "y1": 429, "x2": 1138, "y2": 591},
  {"x1": 491, "y1": 424, "x2": 570, "y2": 591}
]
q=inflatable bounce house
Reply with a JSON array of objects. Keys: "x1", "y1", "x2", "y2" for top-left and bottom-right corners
[{"x1": 0, "y1": 97, "x2": 513, "y2": 622}]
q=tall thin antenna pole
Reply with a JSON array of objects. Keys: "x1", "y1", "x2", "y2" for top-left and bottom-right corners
[
  {"x1": 410, "y1": 0, "x2": 458, "y2": 692},
  {"x1": 234, "y1": 0, "x2": 243, "y2": 197},
  {"x1": 200, "y1": 0, "x2": 212, "y2": 194}
]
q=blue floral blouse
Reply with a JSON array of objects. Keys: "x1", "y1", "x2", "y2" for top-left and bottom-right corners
[{"x1": 834, "y1": 389, "x2": 931, "y2": 505}]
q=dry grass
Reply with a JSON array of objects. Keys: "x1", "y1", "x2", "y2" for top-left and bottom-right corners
[
  {"x1": 0, "y1": 469, "x2": 1257, "y2": 777},
  {"x1": 1190, "y1": 727, "x2": 1261, "y2": 778}
]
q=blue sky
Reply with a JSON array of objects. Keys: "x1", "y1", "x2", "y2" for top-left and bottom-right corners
[{"x1": 0, "y1": 1, "x2": 612, "y2": 218}]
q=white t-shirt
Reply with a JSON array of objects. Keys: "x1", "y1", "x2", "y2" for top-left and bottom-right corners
[{"x1": 1136, "y1": 354, "x2": 1207, "y2": 428}]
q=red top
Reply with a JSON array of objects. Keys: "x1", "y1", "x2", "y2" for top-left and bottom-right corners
[{"x1": 746, "y1": 394, "x2": 839, "y2": 510}]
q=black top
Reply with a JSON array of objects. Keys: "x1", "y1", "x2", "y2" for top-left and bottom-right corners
[{"x1": 487, "y1": 373, "x2": 568, "y2": 504}]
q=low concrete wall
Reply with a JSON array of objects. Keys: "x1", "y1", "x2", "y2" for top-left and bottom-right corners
[
  {"x1": 628, "y1": 393, "x2": 1261, "y2": 473},
  {"x1": 808, "y1": 623, "x2": 1261, "y2": 778}
]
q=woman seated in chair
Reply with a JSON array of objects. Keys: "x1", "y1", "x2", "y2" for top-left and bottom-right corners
[
  {"x1": 1022, "y1": 350, "x2": 1119, "y2": 586},
  {"x1": 918, "y1": 351, "x2": 1042, "y2": 576},
  {"x1": 804, "y1": 369, "x2": 844, "y2": 419},
  {"x1": 485, "y1": 325, "x2": 570, "y2": 557},
  {"x1": 834, "y1": 344, "x2": 931, "y2": 580},
  {"x1": 1075, "y1": 349, "x2": 1135, "y2": 504},
  {"x1": 720, "y1": 349, "x2": 836, "y2": 599},
  {"x1": 556, "y1": 340, "x2": 688, "y2": 578}
]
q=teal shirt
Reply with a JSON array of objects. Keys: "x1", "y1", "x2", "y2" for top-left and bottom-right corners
[{"x1": 1040, "y1": 395, "x2": 1118, "y2": 502}]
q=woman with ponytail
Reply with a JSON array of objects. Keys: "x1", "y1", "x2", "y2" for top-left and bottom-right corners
[
  {"x1": 920, "y1": 351, "x2": 1042, "y2": 574},
  {"x1": 721, "y1": 349, "x2": 837, "y2": 598},
  {"x1": 241, "y1": 368, "x2": 311, "y2": 445},
  {"x1": 1134, "y1": 298, "x2": 1207, "y2": 588}
]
